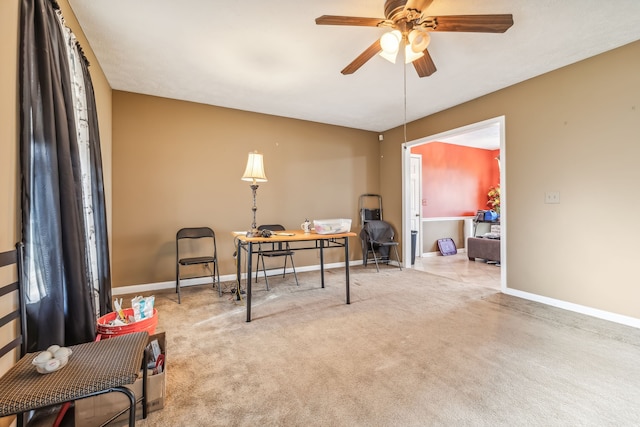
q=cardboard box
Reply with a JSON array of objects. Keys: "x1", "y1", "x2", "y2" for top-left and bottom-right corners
[{"x1": 75, "y1": 332, "x2": 166, "y2": 426}]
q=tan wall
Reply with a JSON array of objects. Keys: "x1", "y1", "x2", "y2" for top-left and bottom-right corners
[
  {"x1": 381, "y1": 40, "x2": 640, "y2": 318},
  {"x1": 0, "y1": 0, "x2": 111, "y2": 410},
  {"x1": 111, "y1": 92, "x2": 379, "y2": 287},
  {"x1": 421, "y1": 220, "x2": 468, "y2": 254},
  {"x1": 0, "y1": 0, "x2": 20, "y2": 255},
  {"x1": 0, "y1": 1, "x2": 20, "y2": 416}
]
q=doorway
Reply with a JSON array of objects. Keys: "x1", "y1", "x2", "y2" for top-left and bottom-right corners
[{"x1": 401, "y1": 116, "x2": 506, "y2": 291}]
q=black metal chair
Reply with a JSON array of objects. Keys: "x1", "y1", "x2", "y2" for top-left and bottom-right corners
[
  {"x1": 360, "y1": 220, "x2": 402, "y2": 272},
  {"x1": 255, "y1": 225, "x2": 298, "y2": 290},
  {"x1": 176, "y1": 227, "x2": 221, "y2": 303}
]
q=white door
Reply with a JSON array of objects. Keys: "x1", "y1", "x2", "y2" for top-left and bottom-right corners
[{"x1": 410, "y1": 154, "x2": 422, "y2": 260}]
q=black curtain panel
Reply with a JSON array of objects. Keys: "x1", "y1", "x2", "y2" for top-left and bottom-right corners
[{"x1": 19, "y1": 0, "x2": 111, "y2": 350}]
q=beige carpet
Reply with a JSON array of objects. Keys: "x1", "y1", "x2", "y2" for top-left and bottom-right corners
[{"x1": 132, "y1": 266, "x2": 640, "y2": 426}]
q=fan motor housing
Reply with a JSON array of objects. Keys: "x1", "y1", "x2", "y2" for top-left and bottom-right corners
[{"x1": 384, "y1": 0, "x2": 408, "y2": 21}]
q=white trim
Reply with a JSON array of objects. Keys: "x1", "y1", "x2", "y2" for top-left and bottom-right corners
[
  {"x1": 422, "y1": 216, "x2": 475, "y2": 222},
  {"x1": 112, "y1": 260, "x2": 364, "y2": 296},
  {"x1": 503, "y1": 288, "x2": 640, "y2": 329}
]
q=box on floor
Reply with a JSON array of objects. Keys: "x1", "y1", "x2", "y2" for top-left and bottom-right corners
[{"x1": 74, "y1": 332, "x2": 166, "y2": 426}]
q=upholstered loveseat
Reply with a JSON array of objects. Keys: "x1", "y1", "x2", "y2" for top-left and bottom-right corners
[{"x1": 467, "y1": 237, "x2": 500, "y2": 263}]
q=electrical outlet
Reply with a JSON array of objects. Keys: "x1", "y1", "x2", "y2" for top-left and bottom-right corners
[{"x1": 545, "y1": 191, "x2": 560, "y2": 204}]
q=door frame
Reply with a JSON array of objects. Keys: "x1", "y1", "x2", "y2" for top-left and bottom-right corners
[
  {"x1": 409, "y1": 154, "x2": 423, "y2": 261},
  {"x1": 401, "y1": 116, "x2": 506, "y2": 291}
]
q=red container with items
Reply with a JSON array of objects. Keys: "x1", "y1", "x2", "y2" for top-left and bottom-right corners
[{"x1": 96, "y1": 308, "x2": 158, "y2": 339}]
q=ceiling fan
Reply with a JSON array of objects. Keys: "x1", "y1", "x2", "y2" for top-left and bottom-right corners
[{"x1": 316, "y1": 0, "x2": 513, "y2": 77}]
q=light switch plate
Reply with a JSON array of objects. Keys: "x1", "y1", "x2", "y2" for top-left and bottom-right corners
[{"x1": 545, "y1": 191, "x2": 560, "y2": 204}]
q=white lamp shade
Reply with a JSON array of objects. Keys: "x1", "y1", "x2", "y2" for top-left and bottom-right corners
[
  {"x1": 408, "y1": 29, "x2": 430, "y2": 53},
  {"x1": 379, "y1": 49, "x2": 398, "y2": 64},
  {"x1": 241, "y1": 152, "x2": 268, "y2": 182},
  {"x1": 380, "y1": 30, "x2": 401, "y2": 53},
  {"x1": 404, "y1": 43, "x2": 425, "y2": 63}
]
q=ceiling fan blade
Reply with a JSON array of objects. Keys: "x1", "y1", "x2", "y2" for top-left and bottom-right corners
[
  {"x1": 341, "y1": 39, "x2": 382, "y2": 75},
  {"x1": 404, "y1": 0, "x2": 434, "y2": 14},
  {"x1": 315, "y1": 15, "x2": 385, "y2": 27},
  {"x1": 412, "y1": 49, "x2": 437, "y2": 77},
  {"x1": 430, "y1": 14, "x2": 514, "y2": 33}
]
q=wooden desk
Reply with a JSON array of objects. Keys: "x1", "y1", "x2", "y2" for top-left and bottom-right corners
[{"x1": 234, "y1": 230, "x2": 357, "y2": 322}]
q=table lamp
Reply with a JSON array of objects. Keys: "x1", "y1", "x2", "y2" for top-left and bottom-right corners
[{"x1": 241, "y1": 151, "x2": 268, "y2": 237}]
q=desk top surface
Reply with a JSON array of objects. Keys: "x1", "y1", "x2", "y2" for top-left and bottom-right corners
[{"x1": 233, "y1": 229, "x2": 357, "y2": 243}]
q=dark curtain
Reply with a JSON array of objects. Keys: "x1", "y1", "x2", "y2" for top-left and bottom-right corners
[{"x1": 19, "y1": 0, "x2": 111, "y2": 350}]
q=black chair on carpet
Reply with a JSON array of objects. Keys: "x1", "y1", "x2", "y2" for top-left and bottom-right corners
[
  {"x1": 176, "y1": 227, "x2": 221, "y2": 303},
  {"x1": 255, "y1": 224, "x2": 298, "y2": 290},
  {"x1": 360, "y1": 220, "x2": 402, "y2": 272}
]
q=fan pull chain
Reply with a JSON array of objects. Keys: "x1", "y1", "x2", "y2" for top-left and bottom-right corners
[{"x1": 403, "y1": 45, "x2": 408, "y2": 145}]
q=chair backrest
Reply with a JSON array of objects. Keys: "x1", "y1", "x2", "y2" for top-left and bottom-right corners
[
  {"x1": 177, "y1": 227, "x2": 215, "y2": 240},
  {"x1": 257, "y1": 224, "x2": 285, "y2": 232},
  {"x1": 257, "y1": 225, "x2": 287, "y2": 249},
  {"x1": 363, "y1": 220, "x2": 395, "y2": 242},
  {"x1": 176, "y1": 227, "x2": 217, "y2": 259},
  {"x1": 0, "y1": 243, "x2": 27, "y2": 362}
]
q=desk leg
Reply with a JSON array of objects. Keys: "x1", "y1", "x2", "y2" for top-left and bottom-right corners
[
  {"x1": 319, "y1": 240, "x2": 325, "y2": 288},
  {"x1": 235, "y1": 241, "x2": 242, "y2": 301},
  {"x1": 246, "y1": 241, "x2": 253, "y2": 322},
  {"x1": 345, "y1": 237, "x2": 350, "y2": 304},
  {"x1": 142, "y1": 348, "x2": 148, "y2": 419}
]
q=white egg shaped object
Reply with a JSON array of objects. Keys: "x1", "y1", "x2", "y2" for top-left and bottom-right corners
[
  {"x1": 32, "y1": 351, "x2": 53, "y2": 365},
  {"x1": 46, "y1": 344, "x2": 61, "y2": 354},
  {"x1": 44, "y1": 358, "x2": 61, "y2": 372},
  {"x1": 54, "y1": 347, "x2": 72, "y2": 359}
]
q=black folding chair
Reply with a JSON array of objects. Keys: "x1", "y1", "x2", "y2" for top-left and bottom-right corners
[
  {"x1": 255, "y1": 225, "x2": 298, "y2": 290},
  {"x1": 176, "y1": 227, "x2": 221, "y2": 303},
  {"x1": 360, "y1": 220, "x2": 402, "y2": 272}
]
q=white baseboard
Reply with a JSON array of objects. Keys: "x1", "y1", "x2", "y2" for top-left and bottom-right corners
[
  {"x1": 112, "y1": 260, "x2": 364, "y2": 296},
  {"x1": 503, "y1": 288, "x2": 640, "y2": 329}
]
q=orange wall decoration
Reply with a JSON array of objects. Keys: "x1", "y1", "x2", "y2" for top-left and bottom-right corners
[{"x1": 411, "y1": 142, "x2": 499, "y2": 218}]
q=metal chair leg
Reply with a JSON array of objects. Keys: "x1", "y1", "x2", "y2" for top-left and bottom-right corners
[
  {"x1": 215, "y1": 259, "x2": 222, "y2": 296},
  {"x1": 282, "y1": 255, "x2": 288, "y2": 278},
  {"x1": 210, "y1": 261, "x2": 221, "y2": 297},
  {"x1": 370, "y1": 242, "x2": 380, "y2": 272},
  {"x1": 393, "y1": 245, "x2": 402, "y2": 271},
  {"x1": 261, "y1": 255, "x2": 270, "y2": 291},
  {"x1": 288, "y1": 254, "x2": 299, "y2": 286},
  {"x1": 176, "y1": 264, "x2": 182, "y2": 304}
]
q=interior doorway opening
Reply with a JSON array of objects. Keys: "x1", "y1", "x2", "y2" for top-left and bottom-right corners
[{"x1": 401, "y1": 116, "x2": 506, "y2": 292}]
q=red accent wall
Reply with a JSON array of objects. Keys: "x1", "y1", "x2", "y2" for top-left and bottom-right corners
[{"x1": 411, "y1": 142, "x2": 499, "y2": 218}]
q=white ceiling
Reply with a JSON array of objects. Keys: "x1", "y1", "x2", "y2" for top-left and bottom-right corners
[{"x1": 67, "y1": 0, "x2": 640, "y2": 133}]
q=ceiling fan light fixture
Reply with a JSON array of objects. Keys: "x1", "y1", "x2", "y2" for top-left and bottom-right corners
[
  {"x1": 404, "y1": 44, "x2": 425, "y2": 63},
  {"x1": 379, "y1": 49, "x2": 398, "y2": 64},
  {"x1": 409, "y1": 29, "x2": 430, "y2": 53},
  {"x1": 380, "y1": 30, "x2": 401, "y2": 53}
]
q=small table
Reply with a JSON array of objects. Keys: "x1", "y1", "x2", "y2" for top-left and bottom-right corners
[
  {"x1": 0, "y1": 332, "x2": 149, "y2": 427},
  {"x1": 234, "y1": 230, "x2": 357, "y2": 322}
]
